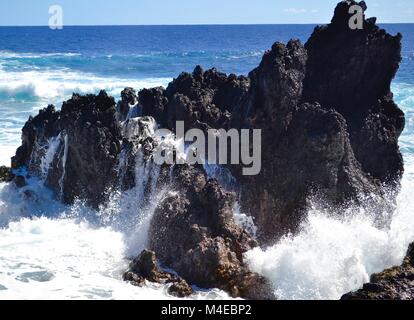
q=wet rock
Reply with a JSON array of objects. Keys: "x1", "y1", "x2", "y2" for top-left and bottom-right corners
[
  {"x1": 231, "y1": 40, "x2": 310, "y2": 241},
  {"x1": 12, "y1": 104, "x2": 59, "y2": 170},
  {"x1": 13, "y1": 91, "x2": 122, "y2": 207},
  {"x1": 0, "y1": 166, "x2": 14, "y2": 183},
  {"x1": 139, "y1": 87, "x2": 168, "y2": 126},
  {"x1": 237, "y1": 102, "x2": 383, "y2": 240},
  {"x1": 116, "y1": 87, "x2": 138, "y2": 121},
  {"x1": 149, "y1": 165, "x2": 275, "y2": 300},
  {"x1": 342, "y1": 243, "x2": 414, "y2": 300},
  {"x1": 123, "y1": 250, "x2": 193, "y2": 298},
  {"x1": 234, "y1": 1, "x2": 403, "y2": 242}
]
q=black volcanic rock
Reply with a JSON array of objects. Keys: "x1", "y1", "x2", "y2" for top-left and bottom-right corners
[
  {"x1": 149, "y1": 164, "x2": 275, "y2": 300},
  {"x1": 116, "y1": 87, "x2": 138, "y2": 121},
  {"x1": 139, "y1": 87, "x2": 168, "y2": 126},
  {"x1": 237, "y1": 101, "x2": 383, "y2": 240},
  {"x1": 0, "y1": 166, "x2": 14, "y2": 183},
  {"x1": 123, "y1": 250, "x2": 193, "y2": 298},
  {"x1": 245, "y1": 40, "x2": 307, "y2": 130},
  {"x1": 12, "y1": 104, "x2": 60, "y2": 170},
  {"x1": 342, "y1": 243, "x2": 414, "y2": 300},
  {"x1": 13, "y1": 91, "x2": 122, "y2": 207},
  {"x1": 303, "y1": 0, "x2": 404, "y2": 184},
  {"x1": 137, "y1": 65, "x2": 250, "y2": 135},
  {"x1": 236, "y1": 1, "x2": 404, "y2": 242}
]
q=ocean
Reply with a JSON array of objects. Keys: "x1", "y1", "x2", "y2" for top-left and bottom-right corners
[{"x1": 0, "y1": 24, "x2": 413, "y2": 300}]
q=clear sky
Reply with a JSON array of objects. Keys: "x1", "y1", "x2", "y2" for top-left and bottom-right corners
[{"x1": 1, "y1": 0, "x2": 413, "y2": 26}]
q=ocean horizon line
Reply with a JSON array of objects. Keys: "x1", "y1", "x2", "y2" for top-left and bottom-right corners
[{"x1": 1, "y1": 22, "x2": 414, "y2": 28}]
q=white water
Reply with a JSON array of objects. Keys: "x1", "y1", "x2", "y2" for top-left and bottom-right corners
[
  {"x1": 0, "y1": 154, "x2": 232, "y2": 300},
  {"x1": 58, "y1": 134, "x2": 69, "y2": 198},
  {"x1": 0, "y1": 65, "x2": 170, "y2": 102},
  {"x1": 3, "y1": 160, "x2": 411, "y2": 301},
  {"x1": 245, "y1": 155, "x2": 414, "y2": 300},
  {"x1": 0, "y1": 215, "x2": 230, "y2": 300},
  {"x1": 40, "y1": 134, "x2": 61, "y2": 179},
  {"x1": 0, "y1": 146, "x2": 16, "y2": 167}
]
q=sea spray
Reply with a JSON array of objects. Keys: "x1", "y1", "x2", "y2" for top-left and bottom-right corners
[
  {"x1": 233, "y1": 202, "x2": 258, "y2": 239},
  {"x1": 99, "y1": 117, "x2": 176, "y2": 256},
  {"x1": 245, "y1": 157, "x2": 414, "y2": 300},
  {"x1": 58, "y1": 134, "x2": 69, "y2": 198},
  {"x1": 0, "y1": 214, "x2": 231, "y2": 300},
  {"x1": 0, "y1": 174, "x2": 230, "y2": 300},
  {"x1": 40, "y1": 134, "x2": 61, "y2": 180}
]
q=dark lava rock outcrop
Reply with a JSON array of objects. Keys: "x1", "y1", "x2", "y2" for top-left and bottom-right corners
[
  {"x1": 12, "y1": 91, "x2": 122, "y2": 207},
  {"x1": 116, "y1": 87, "x2": 138, "y2": 122},
  {"x1": 137, "y1": 1, "x2": 404, "y2": 242},
  {"x1": 303, "y1": 0, "x2": 404, "y2": 186},
  {"x1": 149, "y1": 164, "x2": 275, "y2": 300},
  {"x1": 123, "y1": 250, "x2": 193, "y2": 298},
  {"x1": 342, "y1": 243, "x2": 414, "y2": 300}
]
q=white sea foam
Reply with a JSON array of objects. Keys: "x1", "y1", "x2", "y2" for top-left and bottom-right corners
[
  {"x1": 0, "y1": 66, "x2": 170, "y2": 101},
  {"x1": 0, "y1": 170, "x2": 231, "y2": 300},
  {"x1": 0, "y1": 146, "x2": 15, "y2": 167},
  {"x1": 0, "y1": 51, "x2": 82, "y2": 59},
  {"x1": 0, "y1": 216, "x2": 231, "y2": 300},
  {"x1": 40, "y1": 134, "x2": 61, "y2": 179},
  {"x1": 233, "y1": 202, "x2": 257, "y2": 238},
  {"x1": 245, "y1": 155, "x2": 414, "y2": 300},
  {"x1": 58, "y1": 134, "x2": 69, "y2": 197}
]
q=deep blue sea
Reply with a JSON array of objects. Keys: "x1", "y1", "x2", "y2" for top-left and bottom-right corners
[{"x1": 0, "y1": 25, "x2": 414, "y2": 300}]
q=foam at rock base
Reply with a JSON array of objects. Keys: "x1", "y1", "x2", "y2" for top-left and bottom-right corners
[
  {"x1": 0, "y1": 176, "x2": 233, "y2": 300},
  {"x1": 0, "y1": 146, "x2": 15, "y2": 167},
  {"x1": 245, "y1": 156, "x2": 414, "y2": 300}
]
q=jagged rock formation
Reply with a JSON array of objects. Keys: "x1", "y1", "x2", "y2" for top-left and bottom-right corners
[
  {"x1": 303, "y1": 0, "x2": 404, "y2": 186},
  {"x1": 116, "y1": 87, "x2": 139, "y2": 121},
  {"x1": 136, "y1": 1, "x2": 404, "y2": 242},
  {"x1": 342, "y1": 243, "x2": 414, "y2": 300},
  {"x1": 12, "y1": 91, "x2": 122, "y2": 207},
  {"x1": 10, "y1": 1, "x2": 406, "y2": 299},
  {"x1": 149, "y1": 164, "x2": 274, "y2": 300},
  {"x1": 123, "y1": 250, "x2": 193, "y2": 298}
]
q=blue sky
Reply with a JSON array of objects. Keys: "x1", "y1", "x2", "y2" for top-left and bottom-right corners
[{"x1": 1, "y1": 0, "x2": 413, "y2": 26}]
